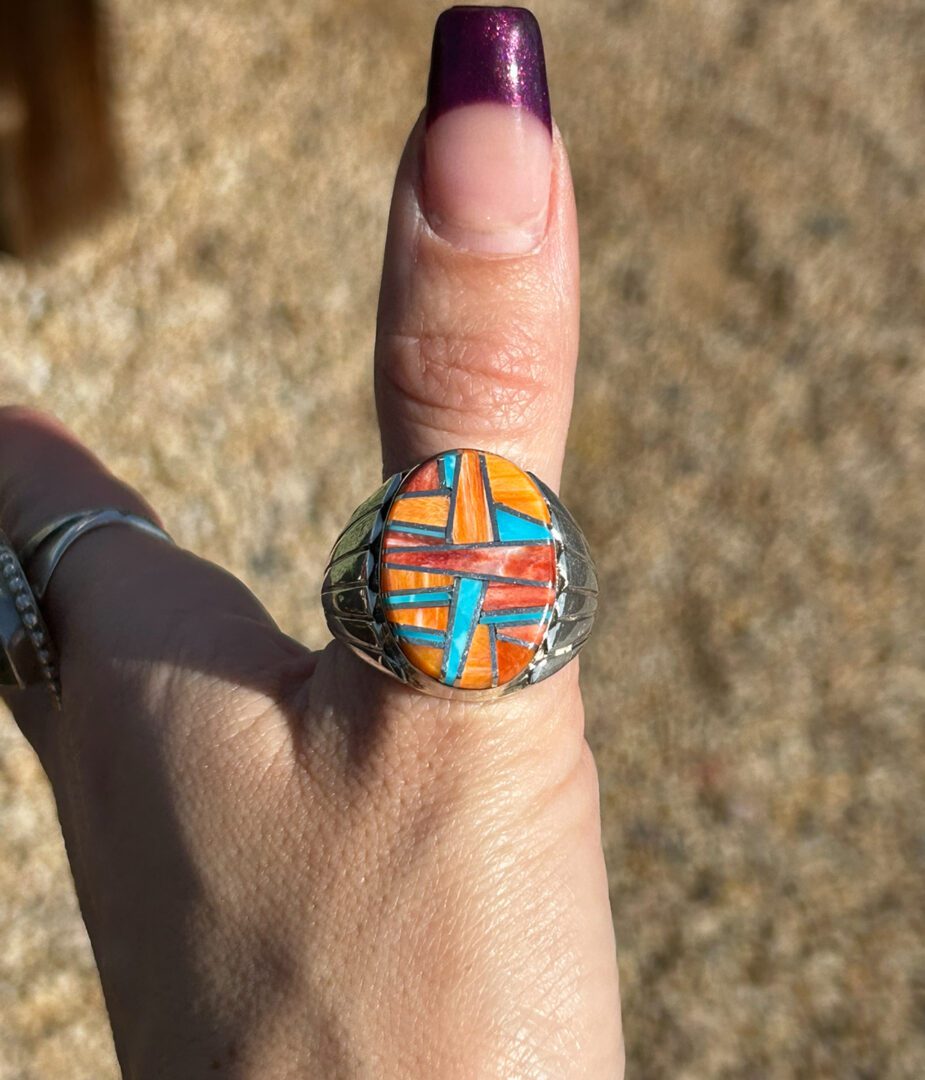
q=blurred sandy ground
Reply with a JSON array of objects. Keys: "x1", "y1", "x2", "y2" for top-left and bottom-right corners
[{"x1": 1, "y1": 0, "x2": 923, "y2": 1076}]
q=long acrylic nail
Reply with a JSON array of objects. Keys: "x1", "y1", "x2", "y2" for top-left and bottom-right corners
[{"x1": 423, "y1": 6, "x2": 553, "y2": 255}]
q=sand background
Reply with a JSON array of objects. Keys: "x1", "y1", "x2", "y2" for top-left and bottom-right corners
[{"x1": 1, "y1": 1, "x2": 923, "y2": 1076}]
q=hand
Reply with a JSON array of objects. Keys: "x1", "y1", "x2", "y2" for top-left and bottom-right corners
[{"x1": 1, "y1": 9, "x2": 622, "y2": 1077}]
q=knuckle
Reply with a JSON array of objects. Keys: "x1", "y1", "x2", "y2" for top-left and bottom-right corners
[
  {"x1": 0, "y1": 404, "x2": 62, "y2": 438},
  {"x1": 381, "y1": 320, "x2": 557, "y2": 439}
]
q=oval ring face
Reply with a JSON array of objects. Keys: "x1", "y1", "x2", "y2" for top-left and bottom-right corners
[{"x1": 379, "y1": 449, "x2": 557, "y2": 690}]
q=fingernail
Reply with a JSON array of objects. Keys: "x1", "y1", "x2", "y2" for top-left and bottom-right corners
[{"x1": 423, "y1": 6, "x2": 553, "y2": 255}]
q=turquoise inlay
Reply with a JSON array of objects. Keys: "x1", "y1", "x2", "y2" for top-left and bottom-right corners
[
  {"x1": 388, "y1": 522, "x2": 445, "y2": 537},
  {"x1": 392, "y1": 625, "x2": 446, "y2": 646},
  {"x1": 441, "y1": 452, "x2": 458, "y2": 490},
  {"x1": 480, "y1": 607, "x2": 547, "y2": 626},
  {"x1": 387, "y1": 590, "x2": 452, "y2": 606},
  {"x1": 494, "y1": 507, "x2": 550, "y2": 543},
  {"x1": 443, "y1": 578, "x2": 484, "y2": 684}
]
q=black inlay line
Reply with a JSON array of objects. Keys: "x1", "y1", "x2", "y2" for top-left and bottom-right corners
[
  {"x1": 382, "y1": 543, "x2": 444, "y2": 554},
  {"x1": 388, "y1": 522, "x2": 447, "y2": 535},
  {"x1": 381, "y1": 563, "x2": 555, "y2": 587},
  {"x1": 382, "y1": 539, "x2": 444, "y2": 552},
  {"x1": 496, "y1": 631, "x2": 537, "y2": 647},
  {"x1": 479, "y1": 604, "x2": 551, "y2": 618},
  {"x1": 491, "y1": 503, "x2": 551, "y2": 527},
  {"x1": 489, "y1": 624, "x2": 498, "y2": 688},
  {"x1": 440, "y1": 578, "x2": 462, "y2": 683},
  {"x1": 479, "y1": 452, "x2": 500, "y2": 543},
  {"x1": 396, "y1": 489, "x2": 449, "y2": 500},
  {"x1": 379, "y1": 540, "x2": 554, "y2": 554},
  {"x1": 453, "y1": 579, "x2": 487, "y2": 686}
]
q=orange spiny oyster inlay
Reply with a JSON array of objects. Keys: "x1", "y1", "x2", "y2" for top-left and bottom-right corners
[{"x1": 379, "y1": 450, "x2": 556, "y2": 689}]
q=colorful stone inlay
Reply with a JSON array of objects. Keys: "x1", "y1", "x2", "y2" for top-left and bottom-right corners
[{"x1": 380, "y1": 450, "x2": 556, "y2": 690}]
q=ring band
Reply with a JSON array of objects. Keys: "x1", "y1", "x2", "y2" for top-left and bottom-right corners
[
  {"x1": 20, "y1": 509, "x2": 173, "y2": 602},
  {"x1": 322, "y1": 449, "x2": 597, "y2": 699},
  {"x1": 0, "y1": 531, "x2": 60, "y2": 705},
  {"x1": 1, "y1": 509, "x2": 174, "y2": 706}
]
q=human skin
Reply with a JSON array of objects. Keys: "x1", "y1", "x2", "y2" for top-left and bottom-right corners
[{"x1": 0, "y1": 8, "x2": 624, "y2": 1078}]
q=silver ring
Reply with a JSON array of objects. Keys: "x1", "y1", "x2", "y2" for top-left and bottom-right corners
[
  {"x1": 20, "y1": 509, "x2": 173, "y2": 603},
  {"x1": 322, "y1": 449, "x2": 597, "y2": 699},
  {"x1": 0, "y1": 509, "x2": 173, "y2": 707}
]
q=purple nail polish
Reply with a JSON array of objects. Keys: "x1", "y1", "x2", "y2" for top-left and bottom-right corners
[{"x1": 426, "y1": 6, "x2": 552, "y2": 133}]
